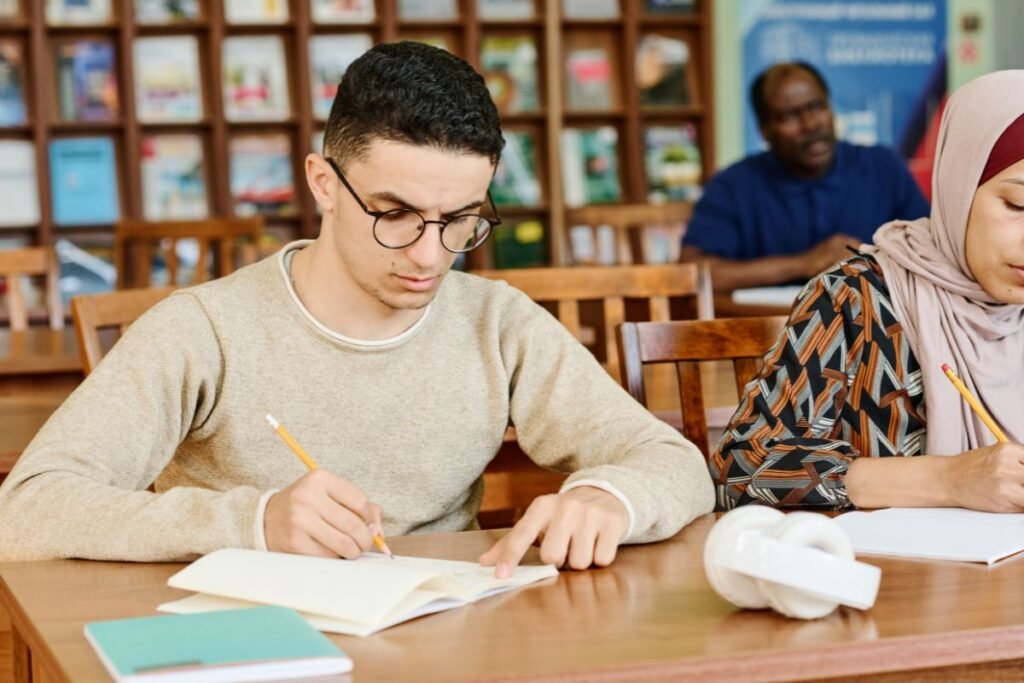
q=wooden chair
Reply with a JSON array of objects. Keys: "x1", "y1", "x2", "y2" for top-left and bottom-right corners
[
  {"x1": 616, "y1": 316, "x2": 788, "y2": 456},
  {"x1": 0, "y1": 247, "x2": 63, "y2": 331},
  {"x1": 564, "y1": 202, "x2": 692, "y2": 265},
  {"x1": 114, "y1": 217, "x2": 264, "y2": 289},
  {"x1": 474, "y1": 262, "x2": 713, "y2": 381},
  {"x1": 71, "y1": 286, "x2": 178, "y2": 376}
]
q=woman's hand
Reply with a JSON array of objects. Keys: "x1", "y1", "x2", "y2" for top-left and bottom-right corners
[{"x1": 941, "y1": 443, "x2": 1024, "y2": 512}]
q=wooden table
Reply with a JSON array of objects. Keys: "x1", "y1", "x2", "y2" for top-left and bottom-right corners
[
  {"x1": 0, "y1": 329, "x2": 82, "y2": 475},
  {"x1": 5, "y1": 517, "x2": 1024, "y2": 683}
]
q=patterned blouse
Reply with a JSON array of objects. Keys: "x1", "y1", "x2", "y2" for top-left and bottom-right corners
[{"x1": 710, "y1": 254, "x2": 927, "y2": 510}]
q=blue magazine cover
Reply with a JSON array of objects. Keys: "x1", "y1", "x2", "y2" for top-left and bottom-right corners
[
  {"x1": 0, "y1": 40, "x2": 26, "y2": 125},
  {"x1": 49, "y1": 137, "x2": 120, "y2": 225}
]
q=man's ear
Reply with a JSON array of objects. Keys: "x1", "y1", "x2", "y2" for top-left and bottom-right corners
[{"x1": 305, "y1": 153, "x2": 334, "y2": 214}]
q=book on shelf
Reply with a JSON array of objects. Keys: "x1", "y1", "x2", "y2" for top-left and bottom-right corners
[
  {"x1": 0, "y1": 0, "x2": 19, "y2": 19},
  {"x1": 491, "y1": 129, "x2": 541, "y2": 207},
  {"x1": 85, "y1": 606, "x2": 351, "y2": 682},
  {"x1": 477, "y1": 0, "x2": 534, "y2": 20},
  {"x1": 55, "y1": 39, "x2": 119, "y2": 122},
  {"x1": 224, "y1": 0, "x2": 288, "y2": 24},
  {"x1": 399, "y1": 0, "x2": 457, "y2": 20},
  {"x1": 222, "y1": 36, "x2": 291, "y2": 122},
  {"x1": 492, "y1": 219, "x2": 546, "y2": 268},
  {"x1": 46, "y1": 0, "x2": 112, "y2": 24},
  {"x1": 0, "y1": 40, "x2": 26, "y2": 126},
  {"x1": 565, "y1": 44, "x2": 615, "y2": 111},
  {"x1": 49, "y1": 136, "x2": 120, "y2": 226},
  {"x1": 133, "y1": 36, "x2": 203, "y2": 122},
  {"x1": 563, "y1": 0, "x2": 619, "y2": 19},
  {"x1": 135, "y1": 0, "x2": 201, "y2": 24},
  {"x1": 54, "y1": 238, "x2": 116, "y2": 303},
  {"x1": 141, "y1": 134, "x2": 208, "y2": 221},
  {"x1": 311, "y1": 0, "x2": 375, "y2": 24},
  {"x1": 646, "y1": 0, "x2": 697, "y2": 14},
  {"x1": 644, "y1": 124, "x2": 702, "y2": 202},
  {"x1": 568, "y1": 224, "x2": 617, "y2": 266},
  {"x1": 560, "y1": 126, "x2": 621, "y2": 207},
  {"x1": 0, "y1": 140, "x2": 39, "y2": 227},
  {"x1": 637, "y1": 34, "x2": 693, "y2": 107},
  {"x1": 229, "y1": 134, "x2": 296, "y2": 217},
  {"x1": 158, "y1": 548, "x2": 558, "y2": 637},
  {"x1": 480, "y1": 35, "x2": 540, "y2": 114},
  {"x1": 308, "y1": 33, "x2": 373, "y2": 120}
]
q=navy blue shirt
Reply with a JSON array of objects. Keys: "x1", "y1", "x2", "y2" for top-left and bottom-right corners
[{"x1": 682, "y1": 142, "x2": 930, "y2": 259}]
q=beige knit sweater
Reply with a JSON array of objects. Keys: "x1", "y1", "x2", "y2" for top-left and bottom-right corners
[{"x1": 0, "y1": 244, "x2": 713, "y2": 561}]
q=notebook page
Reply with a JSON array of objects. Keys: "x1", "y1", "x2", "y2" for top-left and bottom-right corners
[
  {"x1": 836, "y1": 508, "x2": 1024, "y2": 564},
  {"x1": 358, "y1": 553, "x2": 559, "y2": 600}
]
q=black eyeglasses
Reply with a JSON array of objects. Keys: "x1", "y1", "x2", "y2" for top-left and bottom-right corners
[{"x1": 325, "y1": 157, "x2": 501, "y2": 254}]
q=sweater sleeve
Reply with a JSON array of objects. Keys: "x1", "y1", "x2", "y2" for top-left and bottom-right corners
[
  {"x1": 708, "y1": 267, "x2": 870, "y2": 510},
  {"x1": 0, "y1": 293, "x2": 264, "y2": 562},
  {"x1": 500, "y1": 289, "x2": 714, "y2": 544}
]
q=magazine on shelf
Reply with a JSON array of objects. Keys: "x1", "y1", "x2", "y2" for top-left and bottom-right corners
[
  {"x1": 46, "y1": 0, "x2": 112, "y2": 24},
  {"x1": 560, "y1": 126, "x2": 621, "y2": 207},
  {"x1": 55, "y1": 238, "x2": 117, "y2": 303},
  {"x1": 229, "y1": 134, "x2": 296, "y2": 217},
  {"x1": 644, "y1": 124, "x2": 702, "y2": 202},
  {"x1": 141, "y1": 134, "x2": 208, "y2": 221},
  {"x1": 646, "y1": 0, "x2": 696, "y2": 14},
  {"x1": 398, "y1": 0, "x2": 457, "y2": 20},
  {"x1": 135, "y1": 0, "x2": 200, "y2": 23},
  {"x1": 224, "y1": 0, "x2": 288, "y2": 23},
  {"x1": 223, "y1": 36, "x2": 291, "y2": 121},
  {"x1": 491, "y1": 130, "x2": 541, "y2": 207},
  {"x1": 480, "y1": 35, "x2": 539, "y2": 114},
  {"x1": 49, "y1": 136, "x2": 120, "y2": 226},
  {"x1": 562, "y1": 0, "x2": 619, "y2": 19},
  {"x1": 492, "y1": 219, "x2": 546, "y2": 269},
  {"x1": 308, "y1": 34, "x2": 372, "y2": 120},
  {"x1": 0, "y1": 140, "x2": 39, "y2": 226},
  {"x1": 565, "y1": 42, "x2": 616, "y2": 110},
  {"x1": 311, "y1": 0, "x2": 374, "y2": 24},
  {"x1": 477, "y1": 0, "x2": 534, "y2": 20},
  {"x1": 55, "y1": 39, "x2": 119, "y2": 122},
  {"x1": 0, "y1": 40, "x2": 26, "y2": 125},
  {"x1": 400, "y1": 34, "x2": 453, "y2": 52},
  {"x1": 133, "y1": 35, "x2": 203, "y2": 122},
  {"x1": 637, "y1": 34, "x2": 693, "y2": 106}
]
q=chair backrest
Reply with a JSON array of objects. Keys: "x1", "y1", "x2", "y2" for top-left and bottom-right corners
[
  {"x1": 616, "y1": 316, "x2": 788, "y2": 456},
  {"x1": 114, "y1": 217, "x2": 264, "y2": 289},
  {"x1": 473, "y1": 262, "x2": 713, "y2": 381},
  {"x1": 564, "y1": 202, "x2": 692, "y2": 265},
  {"x1": 71, "y1": 286, "x2": 178, "y2": 375},
  {"x1": 0, "y1": 247, "x2": 63, "y2": 331}
]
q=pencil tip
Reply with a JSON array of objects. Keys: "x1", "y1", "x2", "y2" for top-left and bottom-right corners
[{"x1": 265, "y1": 414, "x2": 278, "y2": 429}]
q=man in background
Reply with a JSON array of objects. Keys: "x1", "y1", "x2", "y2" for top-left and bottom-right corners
[{"x1": 681, "y1": 62, "x2": 929, "y2": 291}]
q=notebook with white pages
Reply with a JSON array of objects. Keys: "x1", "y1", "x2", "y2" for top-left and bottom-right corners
[
  {"x1": 159, "y1": 548, "x2": 558, "y2": 636},
  {"x1": 835, "y1": 508, "x2": 1024, "y2": 565}
]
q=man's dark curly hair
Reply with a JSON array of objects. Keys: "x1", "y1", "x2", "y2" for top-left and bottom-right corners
[
  {"x1": 323, "y1": 41, "x2": 504, "y2": 168},
  {"x1": 750, "y1": 61, "x2": 830, "y2": 126}
]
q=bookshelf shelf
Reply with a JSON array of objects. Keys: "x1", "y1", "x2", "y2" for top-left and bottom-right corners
[{"x1": 0, "y1": 0, "x2": 713, "y2": 273}]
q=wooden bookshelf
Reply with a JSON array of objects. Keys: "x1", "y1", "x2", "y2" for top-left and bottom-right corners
[{"x1": 0, "y1": 0, "x2": 714, "y2": 271}]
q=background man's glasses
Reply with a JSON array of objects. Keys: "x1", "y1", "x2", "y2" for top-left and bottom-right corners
[{"x1": 325, "y1": 157, "x2": 501, "y2": 254}]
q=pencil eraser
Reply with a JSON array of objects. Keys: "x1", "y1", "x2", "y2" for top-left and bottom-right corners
[{"x1": 941, "y1": 363, "x2": 951, "y2": 373}]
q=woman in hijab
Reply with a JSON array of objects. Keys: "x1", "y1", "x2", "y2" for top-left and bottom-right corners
[{"x1": 710, "y1": 70, "x2": 1024, "y2": 511}]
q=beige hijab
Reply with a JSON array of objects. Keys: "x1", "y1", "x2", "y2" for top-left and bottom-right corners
[{"x1": 864, "y1": 70, "x2": 1024, "y2": 455}]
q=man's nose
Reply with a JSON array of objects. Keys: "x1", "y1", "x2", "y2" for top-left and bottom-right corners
[{"x1": 405, "y1": 221, "x2": 447, "y2": 267}]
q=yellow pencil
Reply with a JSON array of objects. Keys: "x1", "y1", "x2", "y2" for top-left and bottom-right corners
[
  {"x1": 941, "y1": 364, "x2": 1009, "y2": 444},
  {"x1": 265, "y1": 414, "x2": 394, "y2": 558}
]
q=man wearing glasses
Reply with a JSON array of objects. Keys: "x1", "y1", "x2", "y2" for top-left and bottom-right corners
[{"x1": 0, "y1": 42, "x2": 713, "y2": 572}]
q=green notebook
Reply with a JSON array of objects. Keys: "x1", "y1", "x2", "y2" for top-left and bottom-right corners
[{"x1": 84, "y1": 606, "x2": 352, "y2": 682}]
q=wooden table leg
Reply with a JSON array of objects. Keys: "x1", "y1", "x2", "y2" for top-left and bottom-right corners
[{"x1": 11, "y1": 625, "x2": 30, "y2": 683}]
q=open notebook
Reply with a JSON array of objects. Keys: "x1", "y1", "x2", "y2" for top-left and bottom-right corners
[
  {"x1": 836, "y1": 508, "x2": 1024, "y2": 565},
  {"x1": 159, "y1": 549, "x2": 558, "y2": 636}
]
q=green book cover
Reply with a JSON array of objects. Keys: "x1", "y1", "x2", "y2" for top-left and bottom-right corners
[{"x1": 85, "y1": 606, "x2": 351, "y2": 681}]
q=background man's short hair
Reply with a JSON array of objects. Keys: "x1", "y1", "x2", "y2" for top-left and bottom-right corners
[
  {"x1": 323, "y1": 41, "x2": 505, "y2": 167},
  {"x1": 749, "y1": 61, "x2": 830, "y2": 126}
]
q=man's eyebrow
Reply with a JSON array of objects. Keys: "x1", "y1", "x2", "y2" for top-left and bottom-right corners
[{"x1": 367, "y1": 191, "x2": 485, "y2": 215}]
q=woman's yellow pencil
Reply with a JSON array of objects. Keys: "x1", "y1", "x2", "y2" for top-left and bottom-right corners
[
  {"x1": 265, "y1": 414, "x2": 394, "y2": 558},
  {"x1": 941, "y1": 364, "x2": 1009, "y2": 444}
]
